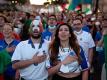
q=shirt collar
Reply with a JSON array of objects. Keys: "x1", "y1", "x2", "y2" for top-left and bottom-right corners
[
  {"x1": 28, "y1": 38, "x2": 35, "y2": 48},
  {"x1": 74, "y1": 29, "x2": 83, "y2": 35},
  {"x1": 28, "y1": 38, "x2": 44, "y2": 49},
  {"x1": 3, "y1": 39, "x2": 15, "y2": 47}
]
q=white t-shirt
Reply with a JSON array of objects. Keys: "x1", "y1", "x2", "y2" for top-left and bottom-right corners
[
  {"x1": 74, "y1": 30, "x2": 95, "y2": 59},
  {"x1": 12, "y1": 39, "x2": 50, "y2": 80},
  {"x1": 58, "y1": 47, "x2": 81, "y2": 73}
]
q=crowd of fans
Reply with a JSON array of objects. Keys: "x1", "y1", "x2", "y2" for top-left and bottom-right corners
[{"x1": 0, "y1": 9, "x2": 107, "y2": 80}]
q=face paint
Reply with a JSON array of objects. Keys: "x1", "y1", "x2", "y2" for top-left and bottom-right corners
[
  {"x1": 32, "y1": 26, "x2": 40, "y2": 32},
  {"x1": 31, "y1": 26, "x2": 41, "y2": 39},
  {"x1": 30, "y1": 19, "x2": 40, "y2": 33},
  {"x1": 32, "y1": 20, "x2": 40, "y2": 26}
]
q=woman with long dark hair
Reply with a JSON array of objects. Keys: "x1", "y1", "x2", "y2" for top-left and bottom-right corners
[{"x1": 48, "y1": 23, "x2": 89, "y2": 80}]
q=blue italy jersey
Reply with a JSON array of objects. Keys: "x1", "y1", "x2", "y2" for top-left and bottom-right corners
[
  {"x1": 95, "y1": 31, "x2": 102, "y2": 41},
  {"x1": 0, "y1": 39, "x2": 20, "y2": 56},
  {"x1": 42, "y1": 29, "x2": 52, "y2": 41},
  {"x1": 0, "y1": 39, "x2": 20, "y2": 77},
  {"x1": 80, "y1": 47, "x2": 89, "y2": 71},
  {"x1": 82, "y1": 25, "x2": 90, "y2": 32}
]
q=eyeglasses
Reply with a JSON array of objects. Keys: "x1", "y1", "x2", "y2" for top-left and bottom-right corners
[
  {"x1": 49, "y1": 18, "x2": 56, "y2": 20},
  {"x1": 73, "y1": 23, "x2": 81, "y2": 26}
]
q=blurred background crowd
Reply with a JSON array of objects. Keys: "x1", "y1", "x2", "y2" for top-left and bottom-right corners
[{"x1": 0, "y1": 0, "x2": 107, "y2": 80}]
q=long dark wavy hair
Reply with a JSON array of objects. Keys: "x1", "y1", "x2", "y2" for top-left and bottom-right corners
[{"x1": 50, "y1": 23, "x2": 81, "y2": 65}]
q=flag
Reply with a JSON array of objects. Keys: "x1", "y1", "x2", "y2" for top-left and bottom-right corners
[
  {"x1": 68, "y1": 0, "x2": 81, "y2": 11},
  {"x1": 74, "y1": 5, "x2": 82, "y2": 14},
  {"x1": 75, "y1": 5, "x2": 81, "y2": 11},
  {"x1": 104, "y1": 35, "x2": 107, "y2": 80},
  {"x1": 68, "y1": 0, "x2": 72, "y2": 10},
  {"x1": 84, "y1": 8, "x2": 92, "y2": 15},
  {"x1": 0, "y1": 50, "x2": 11, "y2": 74},
  {"x1": 68, "y1": 0, "x2": 92, "y2": 11},
  {"x1": 82, "y1": 0, "x2": 92, "y2": 4}
]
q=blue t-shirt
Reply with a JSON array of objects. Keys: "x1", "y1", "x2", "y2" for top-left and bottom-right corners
[
  {"x1": 95, "y1": 31, "x2": 102, "y2": 41},
  {"x1": 42, "y1": 29, "x2": 52, "y2": 41},
  {"x1": 0, "y1": 39, "x2": 20, "y2": 77},
  {"x1": 80, "y1": 47, "x2": 89, "y2": 70},
  {"x1": 82, "y1": 25, "x2": 90, "y2": 32},
  {"x1": 50, "y1": 46, "x2": 89, "y2": 72}
]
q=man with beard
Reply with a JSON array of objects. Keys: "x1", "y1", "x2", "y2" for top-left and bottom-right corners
[
  {"x1": 11, "y1": 20, "x2": 50, "y2": 80},
  {"x1": 73, "y1": 18, "x2": 95, "y2": 80}
]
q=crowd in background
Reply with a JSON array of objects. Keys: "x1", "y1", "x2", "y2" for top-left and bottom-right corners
[{"x1": 0, "y1": 9, "x2": 107, "y2": 80}]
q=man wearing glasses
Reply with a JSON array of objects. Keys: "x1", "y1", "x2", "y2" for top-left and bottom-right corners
[
  {"x1": 42, "y1": 15, "x2": 57, "y2": 41},
  {"x1": 73, "y1": 18, "x2": 95, "y2": 80}
]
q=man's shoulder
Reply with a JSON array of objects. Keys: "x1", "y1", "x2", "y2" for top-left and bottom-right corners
[
  {"x1": 42, "y1": 29, "x2": 51, "y2": 34},
  {"x1": 42, "y1": 30, "x2": 52, "y2": 40},
  {"x1": 17, "y1": 40, "x2": 29, "y2": 46},
  {"x1": 82, "y1": 31, "x2": 91, "y2": 36},
  {"x1": 13, "y1": 39, "x2": 20, "y2": 43},
  {"x1": 43, "y1": 39, "x2": 51, "y2": 45}
]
